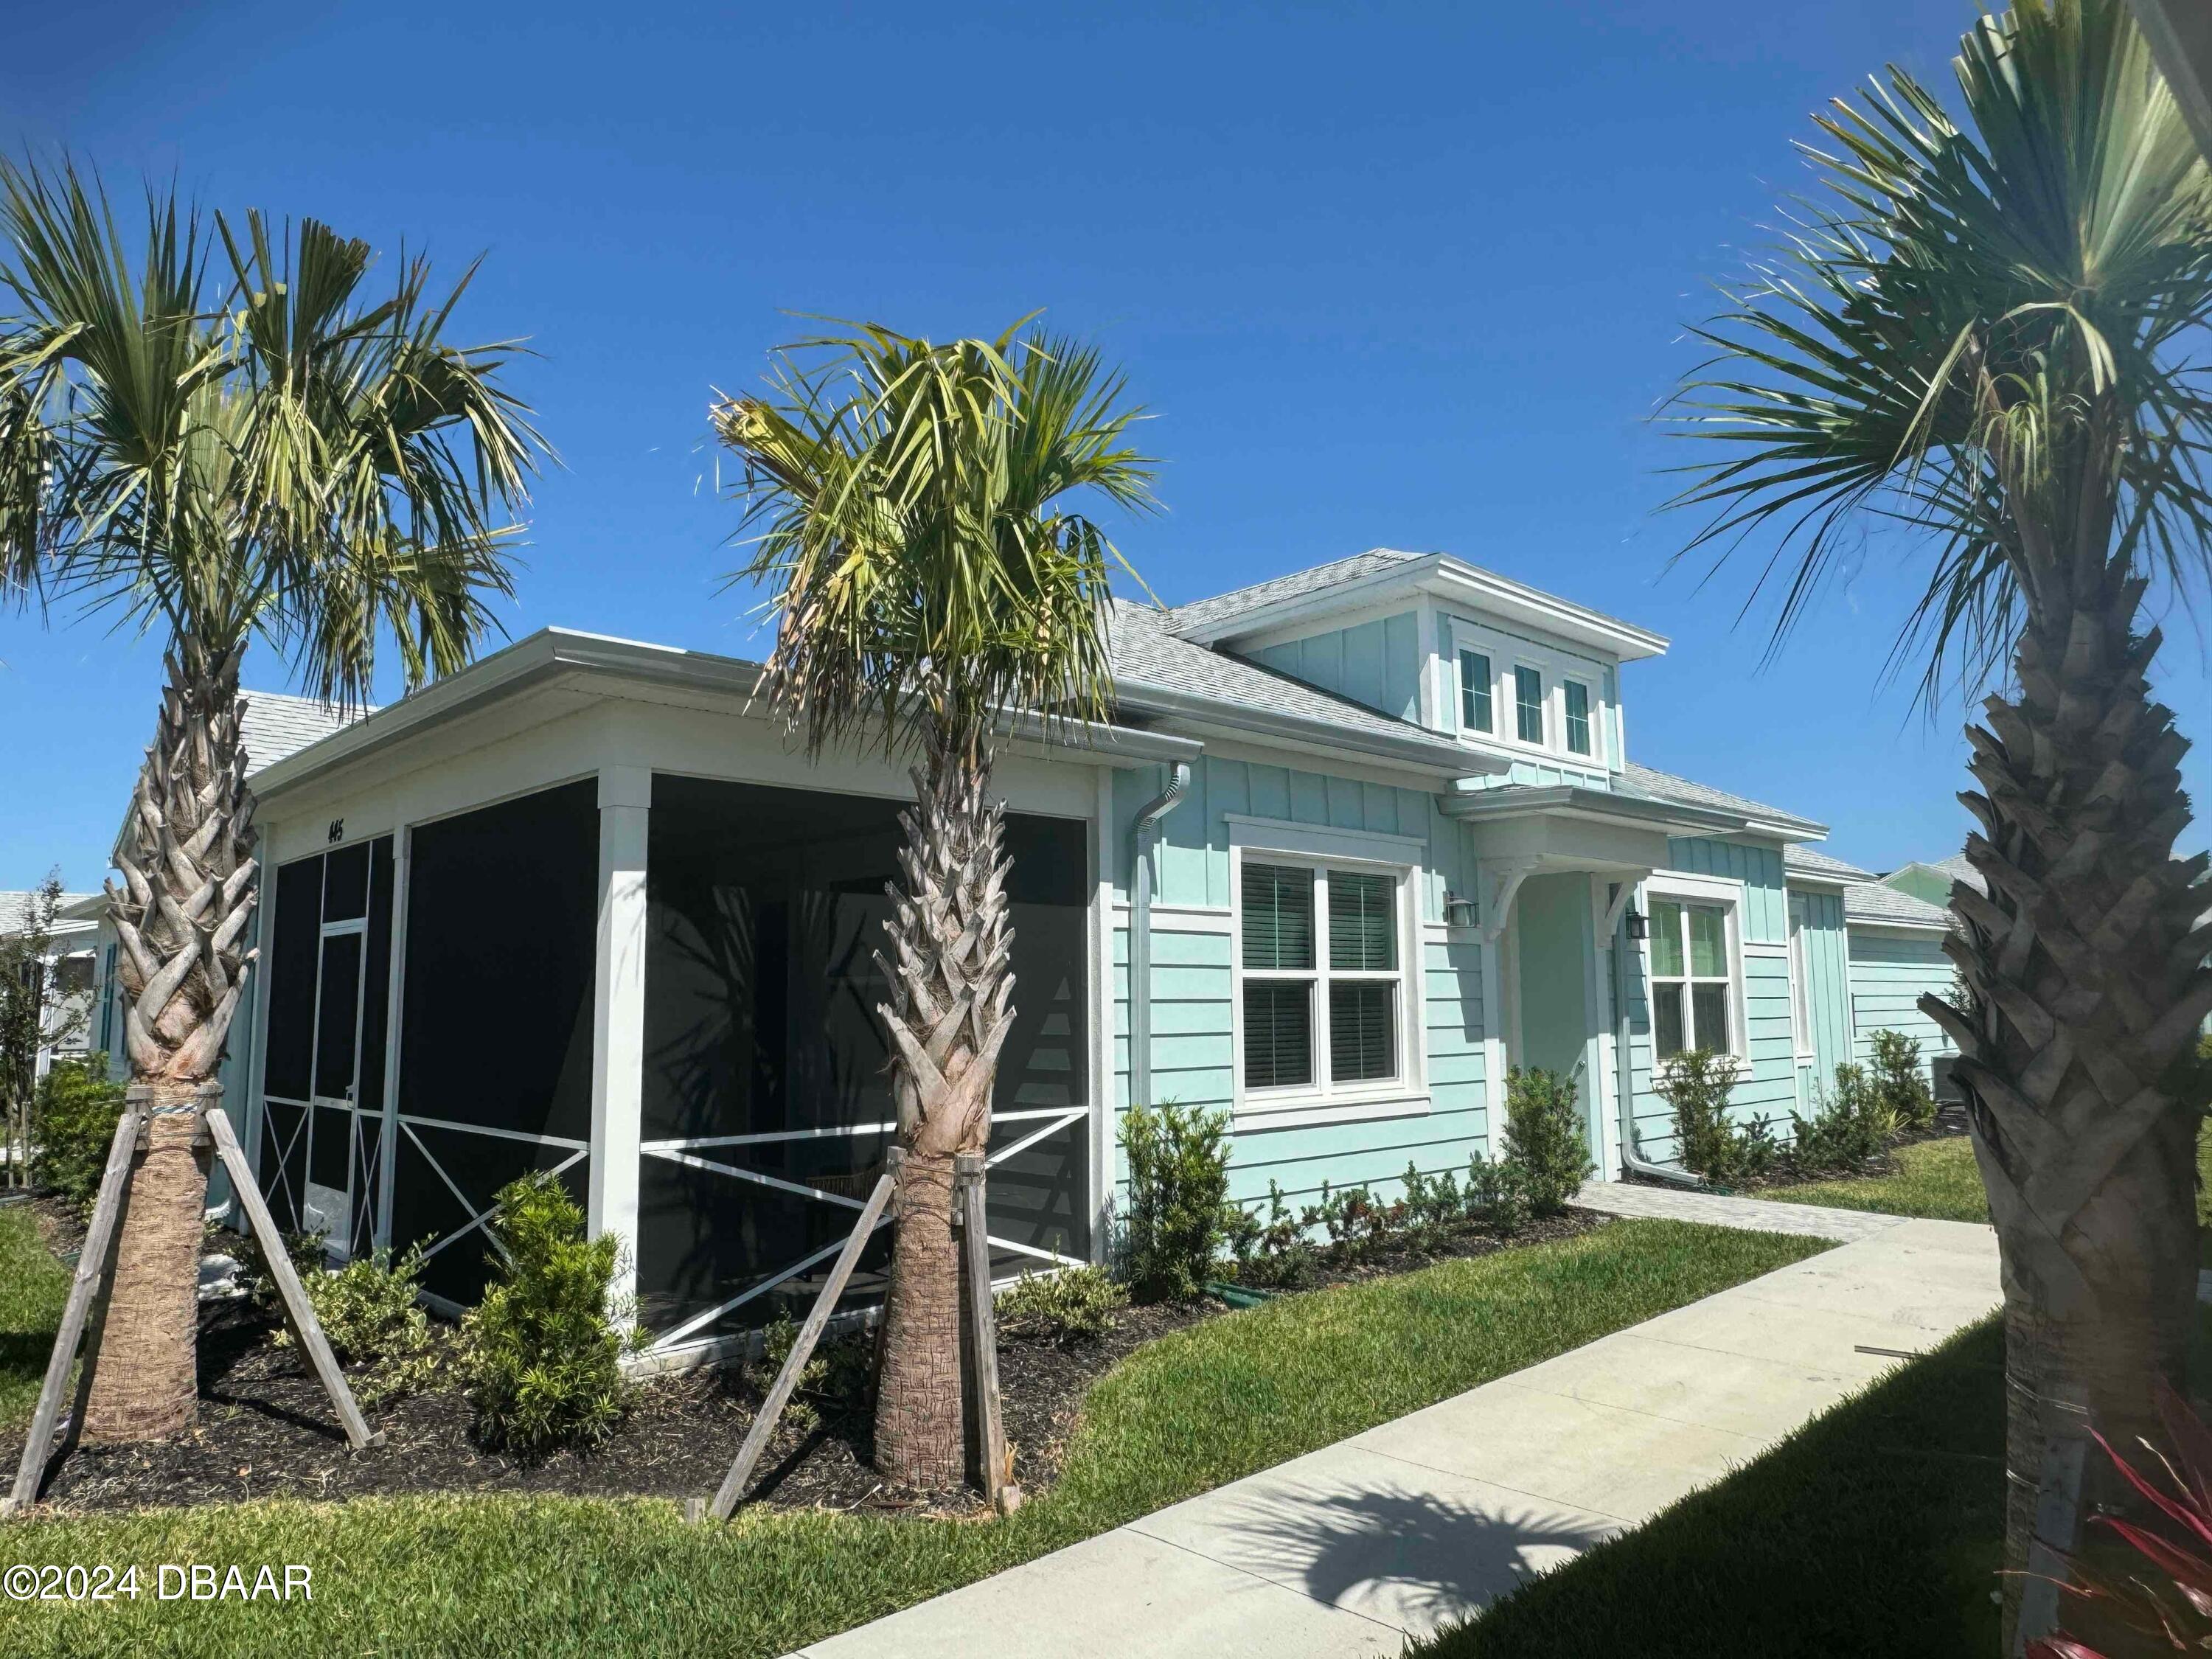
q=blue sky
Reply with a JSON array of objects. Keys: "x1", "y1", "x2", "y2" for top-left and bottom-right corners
[{"x1": 4, "y1": 0, "x2": 2207, "y2": 891}]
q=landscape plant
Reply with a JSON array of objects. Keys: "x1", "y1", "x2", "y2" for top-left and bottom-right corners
[
  {"x1": 0, "y1": 159, "x2": 541, "y2": 1443},
  {"x1": 994, "y1": 1266, "x2": 1127, "y2": 1343},
  {"x1": 1788, "y1": 1063, "x2": 1892, "y2": 1174},
  {"x1": 1655, "y1": 1048, "x2": 1773, "y2": 1183},
  {"x1": 277, "y1": 1244, "x2": 445, "y2": 1407},
  {"x1": 0, "y1": 872, "x2": 83, "y2": 1188},
  {"x1": 1118, "y1": 1102, "x2": 1231, "y2": 1301},
  {"x1": 1868, "y1": 1029, "x2": 1939, "y2": 1134},
  {"x1": 463, "y1": 1173, "x2": 634, "y2": 1454},
  {"x1": 1501, "y1": 1066, "x2": 1593, "y2": 1212},
  {"x1": 1668, "y1": 2, "x2": 2212, "y2": 1625},
  {"x1": 26, "y1": 1052, "x2": 124, "y2": 1207},
  {"x1": 714, "y1": 319, "x2": 1152, "y2": 1486},
  {"x1": 1221, "y1": 1179, "x2": 1320, "y2": 1290}
]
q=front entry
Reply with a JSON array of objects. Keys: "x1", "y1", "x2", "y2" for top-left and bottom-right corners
[{"x1": 1504, "y1": 872, "x2": 1612, "y2": 1173}]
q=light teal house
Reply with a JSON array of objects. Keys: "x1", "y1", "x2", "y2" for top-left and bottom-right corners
[{"x1": 81, "y1": 546, "x2": 1955, "y2": 1360}]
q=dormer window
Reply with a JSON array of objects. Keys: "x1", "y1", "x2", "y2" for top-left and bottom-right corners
[
  {"x1": 1513, "y1": 667, "x2": 1545, "y2": 745},
  {"x1": 1447, "y1": 618, "x2": 1610, "y2": 766},
  {"x1": 1564, "y1": 680, "x2": 1592, "y2": 756},
  {"x1": 1458, "y1": 649, "x2": 1492, "y2": 734}
]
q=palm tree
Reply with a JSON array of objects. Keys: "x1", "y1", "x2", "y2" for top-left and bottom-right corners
[
  {"x1": 714, "y1": 319, "x2": 1152, "y2": 1487},
  {"x1": 1668, "y1": 1, "x2": 2212, "y2": 1641},
  {"x1": 0, "y1": 159, "x2": 540, "y2": 1441}
]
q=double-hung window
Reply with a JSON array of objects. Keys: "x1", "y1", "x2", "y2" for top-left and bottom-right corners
[
  {"x1": 1649, "y1": 895, "x2": 1734, "y2": 1060},
  {"x1": 1239, "y1": 859, "x2": 1405, "y2": 1096}
]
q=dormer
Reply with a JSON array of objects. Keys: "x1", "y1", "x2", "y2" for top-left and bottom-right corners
[{"x1": 1166, "y1": 549, "x2": 1667, "y2": 781}]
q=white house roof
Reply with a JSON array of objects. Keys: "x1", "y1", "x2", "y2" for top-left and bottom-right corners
[
  {"x1": 1619, "y1": 762, "x2": 1828, "y2": 839},
  {"x1": 241, "y1": 691, "x2": 372, "y2": 776},
  {"x1": 1784, "y1": 844, "x2": 1877, "y2": 883},
  {"x1": 1108, "y1": 599, "x2": 1470, "y2": 768},
  {"x1": 1844, "y1": 880, "x2": 1954, "y2": 931},
  {"x1": 0, "y1": 891, "x2": 99, "y2": 936}
]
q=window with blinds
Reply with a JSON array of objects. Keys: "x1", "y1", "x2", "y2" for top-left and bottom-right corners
[{"x1": 1239, "y1": 859, "x2": 1404, "y2": 1097}]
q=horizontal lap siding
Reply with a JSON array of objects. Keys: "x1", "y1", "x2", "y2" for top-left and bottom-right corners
[
  {"x1": 1848, "y1": 928, "x2": 1959, "y2": 1070},
  {"x1": 1110, "y1": 754, "x2": 1492, "y2": 1217}
]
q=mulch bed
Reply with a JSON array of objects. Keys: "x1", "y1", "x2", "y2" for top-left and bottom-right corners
[
  {"x1": 1624, "y1": 1109, "x2": 1975, "y2": 1199},
  {"x1": 4, "y1": 1207, "x2": 1604, "y2": 1520}
]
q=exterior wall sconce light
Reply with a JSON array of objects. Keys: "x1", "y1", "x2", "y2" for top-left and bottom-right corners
[
  {"x1": 1442, "y1": 892, "x2": 1480, "y2": 929},
  {"x1": 1624, "y1": 907, "x2": 1648, "y2": 941}
]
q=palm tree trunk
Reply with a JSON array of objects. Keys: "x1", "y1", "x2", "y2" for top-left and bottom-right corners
[
  {"x1": 83, "y1": 641, "x2": 259, "y2": 1443},
  {"x1": 1924, "y1": 557, "x2": 2212, "y2": 1649},
  {"x1": 872, "y1": 729, "x2": 1015, "y2": 1489}
]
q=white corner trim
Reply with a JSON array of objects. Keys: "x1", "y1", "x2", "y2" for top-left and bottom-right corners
[
  {"x1": 1223, "y1": 814, "x2": 1428, "y2": 863},
  {"x1": 1232, "y1": 1093, "x2": 1432, "y2": 1135}
]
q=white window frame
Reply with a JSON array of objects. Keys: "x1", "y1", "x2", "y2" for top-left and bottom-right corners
[
  {"x1": 1225, "y1": 818, "x2": 1428, "y2": 1125},
  {"x1": 1786, "y1": 891, "x2": 1813, "y2": 1058},
  {"x1": 1561, "y1": 675, "x2": 1596, "y2": 759},
  {"x1": 1447, "y1": 617, "x2": 1611, "y2": 767},
  {"x1": 1642, "y1": 872, "x2": 1747, "y2": 1063}
]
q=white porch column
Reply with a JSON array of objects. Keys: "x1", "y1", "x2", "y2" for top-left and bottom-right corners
[{"x1": 590, "y1": 765, "x2": 650, "y2": 1305}]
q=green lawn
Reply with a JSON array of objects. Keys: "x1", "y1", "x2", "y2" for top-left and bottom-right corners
[
  {"x1": 1, "y1": 1203, "x2": 70, "y2": 1428},
  {"x1": 1764, "y1": 1126, "x2": 2212, "y2": 1263},
  {"x1": 0, "y1": 1219, "x2": 1826, "y2": 1658},
  {"x1": 1413, "y1": 1315, "x2": 2006, "y2": 1658}
]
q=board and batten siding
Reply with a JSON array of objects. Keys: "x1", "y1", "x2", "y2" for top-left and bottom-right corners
[
  {"x1": 1247, "y1": 613, "x2": 1424, "y2": 726},
  {"x1": 1790, "y1": 886, "x2": 1853, "y2": 1107},
  {"x1": 1109, "y1": 754, "x2": 1492, "y2": 1211},
  {"x1": 1847, "y1": 926, "x2": 1961, "y2": 1072},
  {"x1": 1620, "y1": 836, "x2": 1800, "y2": 1161}
]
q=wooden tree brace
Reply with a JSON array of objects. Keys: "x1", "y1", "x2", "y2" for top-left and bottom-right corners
[
  {"x1": 4, "y1": 1096, "x2": 142, "y2": 1516},
  {"x1": 956, "y1": 1151, "x2": 1020, "y2": 1516},
  {"x1": 205, "y1": 1103, "x2": 381, "y2": 1451},
  {"x1": 706, "y1": 1169, "x2": 898, "y2": 1520}
]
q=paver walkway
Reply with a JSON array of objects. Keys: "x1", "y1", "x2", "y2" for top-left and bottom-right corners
[{"x1": 793, "y1": 1193, "x2": 2000, "y2": 1659}]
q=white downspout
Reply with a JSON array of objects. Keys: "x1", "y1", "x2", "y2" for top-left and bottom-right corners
[
  {"x1": 1127, "y1": 761, "x2": 1192, "y2": 1110},
  {"x1": 1613, "y1": 888, "x2": 1703, "y2": 1189}
]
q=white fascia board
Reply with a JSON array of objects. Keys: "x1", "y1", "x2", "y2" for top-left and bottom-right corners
[
  {"x1": 1847, "y1": 917, "x2": 1955, "y2": 938},
  {"x1": 1179, "y1": 554, "x2": 1669, "y2": 664},
  {"x1": 248, "y1": 627, "x2": 1201, "y2": 807}
]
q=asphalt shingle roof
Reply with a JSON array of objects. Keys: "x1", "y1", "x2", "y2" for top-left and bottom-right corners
[
  {"x1": 1109, "y1": 599, "x2": 1463, "y2": 754},
  {"x1": 1784, "y1": 845, "x2": 1877, "y2": 882},
  {"x1": 1620, "y1": 762, "x2": 1823, "y2": 834},
  {"x1": 1845, "y1": 880, "x2": 1955, "y2": 930},
  {"x1": 1161, "y1": 549, "x2": 1419, "y2": 636},
  {"x1": 240, "y1": 692, "x2": 371, "y2": 776},
  {"x1": 0, "y1": 891, "x2": 99, "y2": 935}
]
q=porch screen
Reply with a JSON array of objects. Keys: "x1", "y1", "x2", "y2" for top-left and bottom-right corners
[{"x1": 639, "y1": 776, "x2": 1091, "y2": 1343}]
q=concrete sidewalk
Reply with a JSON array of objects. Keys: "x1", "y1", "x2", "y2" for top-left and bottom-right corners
[{"x1": 793, "y1": 1203, "x2": 2000, "y2": 1658}]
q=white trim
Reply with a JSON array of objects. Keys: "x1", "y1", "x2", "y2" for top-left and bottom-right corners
[
  {"x1": 1090, "y1": 766, "x2": 1114, "y2": 1258},
  {"x1": 1228, "y1": 833, "x2": 1430, "y2": 1123},
  {"x1": 588, "y1": 765, "x2": 649, "y2": 1309},
  {"x1": 1447, "y1": 616, "x2": 1618, "y2": 770},
  {"x1": 1740, "y1": 941, "x2": 1790, "y2": 959},
  {"x1": 1109, "y1": 900, "x2": 1234, "y2": 935},
  {"x1": 1224, "y1": 814, "x2": 1427, "y2": 863},
  {"x1": 1231, "y1": 1094, "x2": 1431, "y2": 1134}
]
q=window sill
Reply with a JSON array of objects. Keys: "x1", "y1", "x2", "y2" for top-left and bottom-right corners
[{"x1": 1231, "y1": 1093, "x2": 1431, "y2": 1134}]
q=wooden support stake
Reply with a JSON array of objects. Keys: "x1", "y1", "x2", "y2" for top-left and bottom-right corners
[
  {"x1": 4, "y1": 1096, "x2": 142, "y2": 1516},
  {"x1": 709, "y1": 1169, "x2": 897, "y2": 1520},
  {"x1": 957, "y1": 1152, "x2": 1020, "y2": 1516},
  {"x1": 206, "y1": 1104, "x2": 382, "y2": 1451}
]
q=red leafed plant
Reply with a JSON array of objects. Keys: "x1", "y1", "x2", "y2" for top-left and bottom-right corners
[{"x1": 2028, "y1": 1385, "x2": 2212, "y2": 1658}]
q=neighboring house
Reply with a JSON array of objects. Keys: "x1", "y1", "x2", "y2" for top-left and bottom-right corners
[
  {"x1": 1879, "y1": 853, "x2": 1979, "y2": 908},
  {"x1": 72, "y1": 549, "x2": 1958, "y2": 1363},
  {"x1": 1, "y1": 888, "x2": 100, "y2": 1082}
]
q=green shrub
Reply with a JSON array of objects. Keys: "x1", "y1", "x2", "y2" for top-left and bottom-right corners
[
  {"x1": 29, "y1": 1054, "x2": 125, "y2": 1206},
  {"x1": 1655, "y1": 1049, "x2": 1777, "y2": 1183},
  {"x1": 1464, "y1": 1148, "x2": 1533, "y2": 1234},
  {"x1": 1401, "y1": 1162, "x2": 1464, "y2": 1253},
  {"x1": 995, "y1": 1265, "x2": 1128, "y2": 1342},
  {"x1": 751, "y1": 1312, "x2": 872, "y2": 1436},
  {"x1": 276, "y1": 1244, "x2": 445, "y2": 1406},
  {"x1": 1222, "y1": 1180, "x2": 1319, "y2": 1289},
  {"x1": 1790, "y1": 1062, "x2": 1891, "y2": 1173},
  {"x1": 1307, "y1": 1181, "x2": 1394, "y2": 1265},
  {"x1": 462, "y1": 1172, "x2": 634, "y2": 1453},
  {"x1": 1868, "y1": 1029, "x2": 1938, "y2": 1134},
  {"x1": 1119, "y1": 1102, "x2": 1231, "y2": 1301},
  {"x1": 1501, "y1": 1067, "x2": 1593, "y2": 1214}
]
